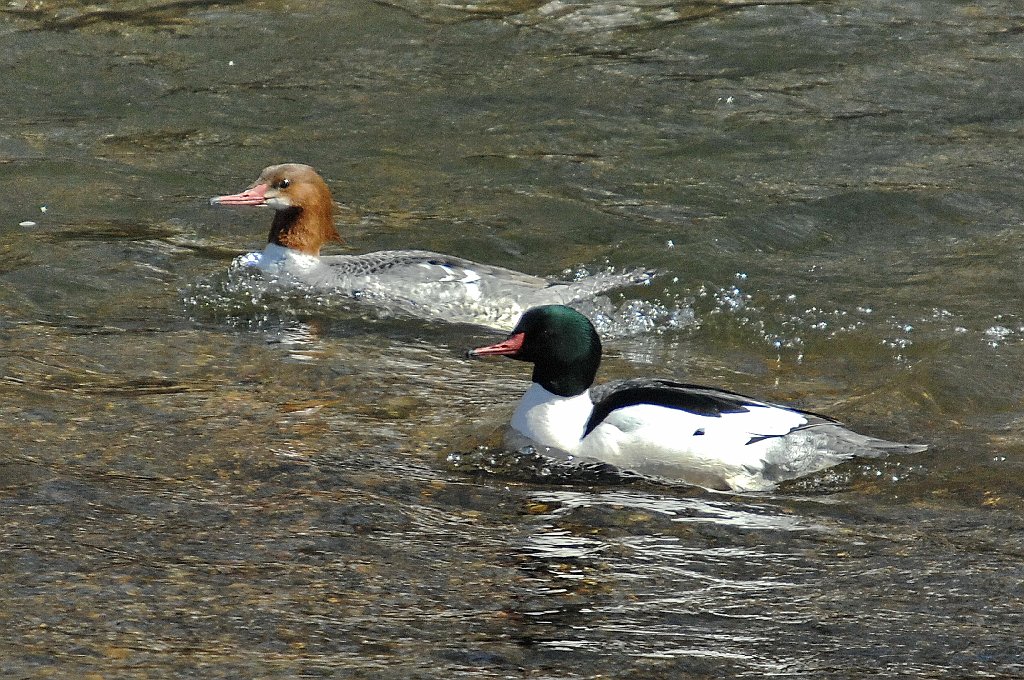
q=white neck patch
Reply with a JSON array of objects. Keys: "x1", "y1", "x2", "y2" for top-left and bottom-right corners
[
  {"x1": 258, "y1": 242, "x2": 319, "y2": 272},
  {"x1": 510, "y1": 383, "x2": 593, "y2": 453}
]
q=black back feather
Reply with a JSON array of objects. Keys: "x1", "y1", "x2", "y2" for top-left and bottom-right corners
[{"x1": 584, "y1": 378, "x2": 837, "y2": 437}]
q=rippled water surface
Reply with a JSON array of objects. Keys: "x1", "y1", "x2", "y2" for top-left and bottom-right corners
[{"x1": 3, "y1": 1, "x2": 1024, "y2": 677}]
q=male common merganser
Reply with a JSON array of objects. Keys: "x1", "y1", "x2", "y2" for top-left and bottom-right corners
[
  {"x1": 469, "y1": 304, "x2": 927, "y2": 491},
  {"x1": 210, "y1": 163, "x2": 655, "y2": 330}
]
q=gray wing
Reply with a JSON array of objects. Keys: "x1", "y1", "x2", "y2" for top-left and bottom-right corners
[
  {"x1": 279, "y1": 250, "x2": 657, "y2": 330},
  {"x1": 321, "y1": 249, "x2": 657, "y2": 302}
]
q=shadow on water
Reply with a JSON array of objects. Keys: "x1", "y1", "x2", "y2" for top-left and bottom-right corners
[{"x1": 2, "y1": 0, "x2": 1024, "y2": 677}]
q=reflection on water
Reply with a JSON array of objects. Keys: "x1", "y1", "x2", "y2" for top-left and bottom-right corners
[
  {"x1": 3, "y1": 0, "x2": 1024, "y2": 677},
  {"x1": 534, "y1": 489, "x2": 819, "y2": 531},
  {"x1": 378, "y1": 0, "x2": 821, "y2": 33},
  {"x1": 508, "y1": 486, "x2": 1024, "y2": 676}
]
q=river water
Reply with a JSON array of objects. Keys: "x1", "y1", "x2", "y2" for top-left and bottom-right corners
[{"x1": 2, "y1": 0, "x2": 1024, "y2": 677}]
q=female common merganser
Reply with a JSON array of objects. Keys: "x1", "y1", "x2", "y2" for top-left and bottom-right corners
[
  {"x1": 210, "y1": 163, "x2": 654, "y2": 330},
  {"x1": 469, "y1": 304, "x2": 927, "y2": 491}
]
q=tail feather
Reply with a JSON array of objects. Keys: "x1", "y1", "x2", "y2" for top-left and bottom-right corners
[
  {"x1": 809, "y1": 423, "x2": 929, "y2": 459},
  {"x1": 757, "y1": 422, "x2": 927, "y2": 486}
]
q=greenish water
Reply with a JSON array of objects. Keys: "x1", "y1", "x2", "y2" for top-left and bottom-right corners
[{"x1": 2, "y1": 1, "x2": 1024, "y2": 677}]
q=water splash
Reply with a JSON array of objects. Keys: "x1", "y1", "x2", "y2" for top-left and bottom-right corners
[
  {"x1": 181, "y1": 262, "x2": 359, "y2": 330},
  {"x1": 446, "y1": 444, "x2": 649, "y2": 486},
  {"x1": 983, "y1": 315, "x2": 1024, "y2": 347},
  {"x1": 687, "y1": 274, "x2": 981, "y2": 365}
]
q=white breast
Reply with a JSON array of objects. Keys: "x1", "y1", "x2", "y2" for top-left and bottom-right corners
[
  {"x1": 256, "y1": 243, "x2": 320, "y2": 273},
  {"x1": 509, "y1": 384, "x2": 594, "y2": 454}
]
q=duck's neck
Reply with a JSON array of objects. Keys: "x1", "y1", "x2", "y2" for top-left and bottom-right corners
[
  {"x1": 267, "y1": 203, "x2": 340, "y2": 256},
  {"x1": 511, "y1": 383, "x2": 594, "y2": 452},
  {"x1": 531, "y1": 350, "x2": 600, "y2": 398}
]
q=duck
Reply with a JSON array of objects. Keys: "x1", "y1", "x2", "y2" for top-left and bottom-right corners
[
  {"x1": 210, "y1": 163, "x2": 655, "y2": 330},
  {"x1": 468, "y1": 304, "x2": 927, "y2": 491}
]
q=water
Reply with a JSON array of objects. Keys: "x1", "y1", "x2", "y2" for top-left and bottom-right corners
[{"x1": 2, "y1": 0, "x2": 1024, "y2": 676}]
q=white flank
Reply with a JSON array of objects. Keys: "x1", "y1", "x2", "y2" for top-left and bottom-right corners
[{"x1": 509, "y1": 382, "x2": 823, "y2": 490}]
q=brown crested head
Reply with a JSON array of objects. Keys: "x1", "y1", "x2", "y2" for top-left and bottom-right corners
[
  {"x1": 261, "y1": 163, "x2": 342, "y2": 256},
  {"x1": 212, "y1": 163, "x2": 342, "y2": 256}
]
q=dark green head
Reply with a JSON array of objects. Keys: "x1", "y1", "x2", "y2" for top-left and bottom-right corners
[{"x1": 469, "y1": 305, "x2": 602, "y2": 397}]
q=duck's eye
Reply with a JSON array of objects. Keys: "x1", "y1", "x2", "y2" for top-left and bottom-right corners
[{"x1": 277, "y1": 178, "x2": 291, "y2": 189}]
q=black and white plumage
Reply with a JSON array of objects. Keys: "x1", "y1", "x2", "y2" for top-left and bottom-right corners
[
  {"x1": 211, "y1": 163, "x2": 655, "y2": 330},
  {"x1": 469, "y1": 304, "x2": 927, "y2": 491}
]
